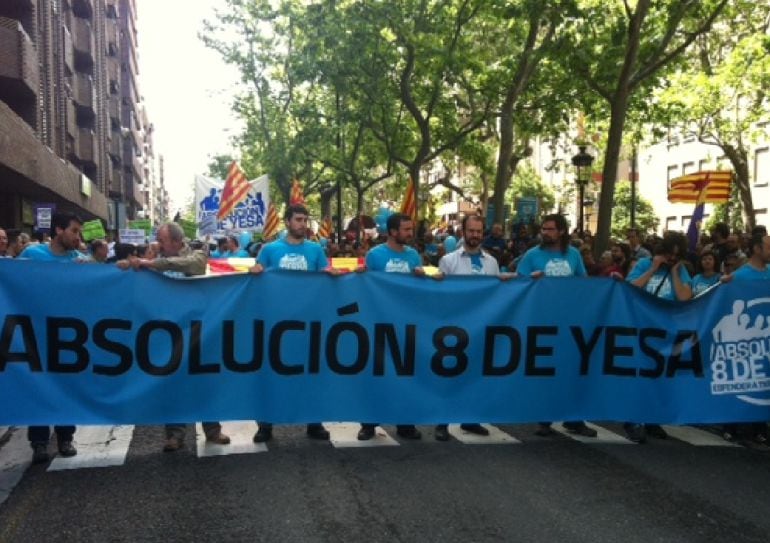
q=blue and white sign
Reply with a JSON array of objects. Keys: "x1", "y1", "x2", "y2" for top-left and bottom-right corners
[{"x1": 195, "y1": 173, "x2": 270, "y2": 238}]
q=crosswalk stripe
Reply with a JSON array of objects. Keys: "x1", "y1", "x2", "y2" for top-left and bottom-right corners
[
  {"x1": 195, "y1": 421, "x2": 268, "y2": 457},
  {"x1": 0, "y1": 428, "x2": 31, "y2": 506},
  {"x1": 327, "y1": 423, "x2": 400, "y2": 448},
  {"x1": 661, "y1": 425, "x2": 740, "y2": 447},
  {"x1": 552, "y1": 422, "x2": 635, "y2": 445},
  {"x1": 448, "y1": 424, "x2": 520, "y2": 444},
  {"x1": 47, "y1": 425, "x2": 135, "y2": 472}
]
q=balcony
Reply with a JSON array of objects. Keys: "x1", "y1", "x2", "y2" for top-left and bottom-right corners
[
  {"x1": 105, "y1": 0, "x2": 119, "y2": 19},
  {"x1": 108, "y1": 96, "x2": 120, "y2": 125},
  {"x1": 73, "y1": 73, "x2": 95, "y2": 118},
  {"x1": 62, "y1": 26, "x2": 74, "y2": 73},
  {"x1": 107, "y1": 58, "x2": 119, "y2": 92},
  {"x1": 72, "y1": 0, "x2": 94, "y2": 19},
  {"x1": 0, "y1": 17, "x2": 39, "y2": 102},
  {"x1": 77, "y1": 128, "x2": 98, "y2": 166},
  {"x1": 71, "y1": 16, "x2": 94, "y2": 70},
  {"x1": 105, "y1": 19, "x2": 118, "y2": 56},
  {"x1": 66, "y1": 100, "x2": 78, "y2": 139}
]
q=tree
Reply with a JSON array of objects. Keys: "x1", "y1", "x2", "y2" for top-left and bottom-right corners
[
  {"x1": 206, "y1": 154, "x2": 234, "y2": 180},
  {"x1": 506, "y1": 163, "x2": 556, "y2": 222},
  {"x1": 653, "y1": 0, "x2": 770, "y2": 230},
  {"x1": 563, "y1": 0, "x2": 730, "y2": 256},
  {"x1": 610, "y1": 181, "x2": 659, "y2": 238}
]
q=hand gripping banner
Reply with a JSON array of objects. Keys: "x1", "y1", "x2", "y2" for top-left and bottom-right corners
[{"x1": 0, "y1": 259, "x2": 769, "y2": 425}]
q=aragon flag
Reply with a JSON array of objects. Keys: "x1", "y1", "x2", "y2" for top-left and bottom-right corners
[
  {"x1": 290, "y1": 179, "x2": 305, "y2": 206},
  {"x1": 216, "y1": 162, "x2": 251, "y2": 220},
  {"x1": 399, "y1": 177, "x2": 417, "y2": 221},
  {"x1": 262, "y1": 203, "x2": 281, "y2": 240}
]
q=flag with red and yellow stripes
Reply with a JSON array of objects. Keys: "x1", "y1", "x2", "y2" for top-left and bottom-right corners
[
  {"x1": 318, "y1": 216, "x2": 333, "y2": 239},
  {"x1": 667, "y1": 171, "x2": 732, "y2": 204},
  {"x1": 290, "y1": 179, "x2": 305, "y2": 206},
  {"x1": 399, "y1": 177, "x2": 417, "y2": 220},
  {"x1": 262, "y1": 203, "x2": 281, "y2": 240},
  {"x1": 216, "y1": 162, "x2": 251, "y2": 220}
]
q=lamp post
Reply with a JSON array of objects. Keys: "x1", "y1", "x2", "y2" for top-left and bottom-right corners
[{"x1": 571, "y1": 145, "x2": 594, "y2": 234}]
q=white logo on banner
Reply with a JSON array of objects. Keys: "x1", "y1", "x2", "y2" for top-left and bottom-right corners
[
  {"x1": 709, "y1": 297, "x2": 770, "y2": 405},
  {"x1": 194, "y1": 174, "x2": 270, "y2": 238}
]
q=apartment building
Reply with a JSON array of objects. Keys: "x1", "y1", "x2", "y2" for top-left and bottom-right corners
[{"x1": 0, "y1": 0, "x2": 164, "y2": 233}]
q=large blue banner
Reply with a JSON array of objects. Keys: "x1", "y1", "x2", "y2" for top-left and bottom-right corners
[{"x1": 1, "y1": 259, "x2": 769, "y2": 425}]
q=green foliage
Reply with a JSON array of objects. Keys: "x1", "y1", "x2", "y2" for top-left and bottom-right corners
[
  {"x1": 506, "y1": 163, "x2": 555, "y2": 220},
  {"x1": 610, "y1": 181, "x2": 659, "y2": 238}
]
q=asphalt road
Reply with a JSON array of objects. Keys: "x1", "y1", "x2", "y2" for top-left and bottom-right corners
[{"x1": 0, "y1": 423, "x2": 768, "y2": 542}]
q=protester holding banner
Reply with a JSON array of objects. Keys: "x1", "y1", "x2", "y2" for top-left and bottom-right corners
[
  {"x1": 358, "y1": 212, "x2": 435, "y2": 441},
  {"x1": 116, "y1": 222, "x2": 231, "y2": 452},
  {"x1": 87, "y1": 239, "x2": 109, "y2": 263},
  {"x1": 225, "y1": 235, "x2": 249, "y2": 258},
  {"x1": 248, "y1": 204, "x2": 336, "y2": 443},
  {"x1": 691, "y1": 250, "x2": 721, "y2": 296},
  {"x1": 516, "y1": 214, "x2": 598, "y2": 439},
  {"x1": 0, "y1": 228, "x2": 8, "y2": 257},
  {"x1": 18, "y1": 212, "x2": 85, "y2": 463},
  {"x1": 434, "y1": 214, "x2": 503, "y2": 442},
  {"x1": 624, "y1": 231, "x2": 693, "y2": 443}
]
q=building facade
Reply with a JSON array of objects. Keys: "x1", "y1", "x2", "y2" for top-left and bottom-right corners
[{"x1": 0, "y1": 0, "x2": 166, "y2": 233}]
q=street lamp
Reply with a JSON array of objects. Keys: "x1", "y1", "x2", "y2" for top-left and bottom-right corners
[{"x1": 571, "y1": 145, "x2": 594, "y2": 234}]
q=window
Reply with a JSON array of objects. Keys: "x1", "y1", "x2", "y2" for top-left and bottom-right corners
[
  {"x1": 755, "y1": 209, "x2": 767, "y2": 226},
  {"x1": 682, "y1": 161, "x2": 695, "y2": 175},
  {"x1": 717, "y1": 156, "x2": 730, "y2": 171},
  {"x1": 699, "y1": 159, "x2": 710, "y2": 171},
  {"x1": 754, "y1": 148, "x2": 769, "y2": 186},
  {"x1": 666, "y1": 216, "x2": 677, "y2": 231},
  {"x1": 682, "y1": 216, "x2": 692, "y2": 228},
  {"x1": 667, "y1": 165, "x2": 679, "y2": 190}
]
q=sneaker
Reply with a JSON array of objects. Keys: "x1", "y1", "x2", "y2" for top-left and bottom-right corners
[
  {"x1": 253, "y1": 426, "x2": 272, "y2": 443},
  {"x1": 32, "y1": 443, "x2": 49, "y2": 464},
  {"x1": 645, "y1": 424, "x2": 668, "y2": 439},
  {"x1": 624, "y1": 423, "x2": 647, "y2": 444},
  {"x1": 57, "y1": 440, "x2": 77, "y2": 457},
  {"x1": 306, "y1": 423, "x2": 330, "y2": 440},
  {"x1": 460, "y1": 423, "x2": 490, "y2": 436},
  {"x1": 435, "y1": 425, "x2": 450, "y2": 442},
  {"x1": 396, "y1": 426, "x2": 422, "y2": 440},
  {"x1": 163, "y1": 436, "x2": 183, "y2": 452},
  {"x1": 534, "y1": 423, "x2": 555, "y2": 437},
  {"x1": 357, "y1": 425, "x2": 376, "y2": 441},
  {"x1": 562, "y1": 422, "x2": 597, "y2": 438},
  {"x1": 206, "y1": 432, "x2": 231, "y2": 445}
]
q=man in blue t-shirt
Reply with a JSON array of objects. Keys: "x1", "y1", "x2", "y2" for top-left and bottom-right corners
[
  {"x1": 249, "y1": 205, "x2": 338, "y2": 443},
  {"x1": 18, "y1": 212, "x2": 85, "y2": 463},
  {"x1": 727, "y1": 233, "x2": 770, "y2": 281},
  {"x1": 624, "y1": 231, "x2": 693, "y2": 443},
  {"x1": 358, "y1": 213, "x2": 433, "y2": 441},
  {"x1": 516, "y1": 214, "x2": 597, "y2": 439}
]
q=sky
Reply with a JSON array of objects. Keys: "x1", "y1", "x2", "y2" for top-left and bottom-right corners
[{"x1": 135, "y1": 0, "x2": 243, "y2": 214}]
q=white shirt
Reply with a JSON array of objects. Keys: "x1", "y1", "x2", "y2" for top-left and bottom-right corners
[{"x1": 439, "y1": 247, "x2": 500, "y2": 276}]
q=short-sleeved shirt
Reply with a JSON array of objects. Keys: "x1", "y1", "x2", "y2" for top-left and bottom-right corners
[
  {"x1": 257, "y1": 239, "x2": 328, "y2": 271},
  {"x1": 731, "y1": 263, "x2": 770, "y2": 280},
  {"x1": 692, "y1": 273, "x2": 721, "y2": 296},
  {"x1": 19, "y1": 244, "x2": 83, "y2": 262},
  {"x1": 439, "y1": 248, "x2": 500, "y2": 276},
  {"x1": 626, "y1": 257, "x2": 692, "y2": 300},
  {"x1": 516, "y1": 245, "x2": 586, "y2": 277},
  {"x1": 366, "y1": 244, "x2": 422, "y2": 273}
]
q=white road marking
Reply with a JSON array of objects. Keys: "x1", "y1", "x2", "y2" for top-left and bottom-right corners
[
  {"x1": 327, "y1": 423, "x2": 399, "y2": 448},
  {"x1": 552, "y1": 422, "x2": 635, "y2": 445},
  {"x1": 662, "y1": 425, "x2": 741, "y2": 447},
  {"x1": 447, "y1": 424, "x2": 521, "y2": 444},
  {"x1": 48, "y1": 425, "x2": 135, "y2": 471},
  {"x1": 196, "y1": 421, "x2": 268, "y2": 457},
  {"x1": 0, "y1": 427, "x2": 31, "y2": 506}
]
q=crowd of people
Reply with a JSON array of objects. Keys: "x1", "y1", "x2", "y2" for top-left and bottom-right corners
[{"x1": 1, "y1": 210, "x2": 768, "y2": 463}]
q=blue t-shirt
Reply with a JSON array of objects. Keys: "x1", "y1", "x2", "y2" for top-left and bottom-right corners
[
  {"x1": 692, "y1": 273, "x2": 721, "y2": 296},
  {"x1": 732, "y1": 263, "x2": 770, "y2": 280},
  {"x1": 19, "y1": 244, "x2": 83, "y2": 262},
  {"x1": 516, "y1": 245, "x2": 586, "y2": 277},
  {"x1": 258, "y1": 239, "x2": 328, "y2": 271},
  {"x1": 626, "y1": 257, "x2": 692, "y2": 300},
  {"x1": 224, "y1": 249, "x2": 250, "y2": 258},
  {"x1": 366, "y1": 244, "x2": 422, "y2": 273}
]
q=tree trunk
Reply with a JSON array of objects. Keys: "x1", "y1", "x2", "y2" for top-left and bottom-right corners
[
  {"x1": 595, "y1": 92, "x2": 629, "y2": 257},
  {"x1": 722, "y1": 144, "x2": 755, "y2": 230},
  {"x1": 320, "y1": 185, "x2": 337, "y2": 220},
  {"x1": 493, "y1": 108, "x2": 515, "y2": 224}
]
